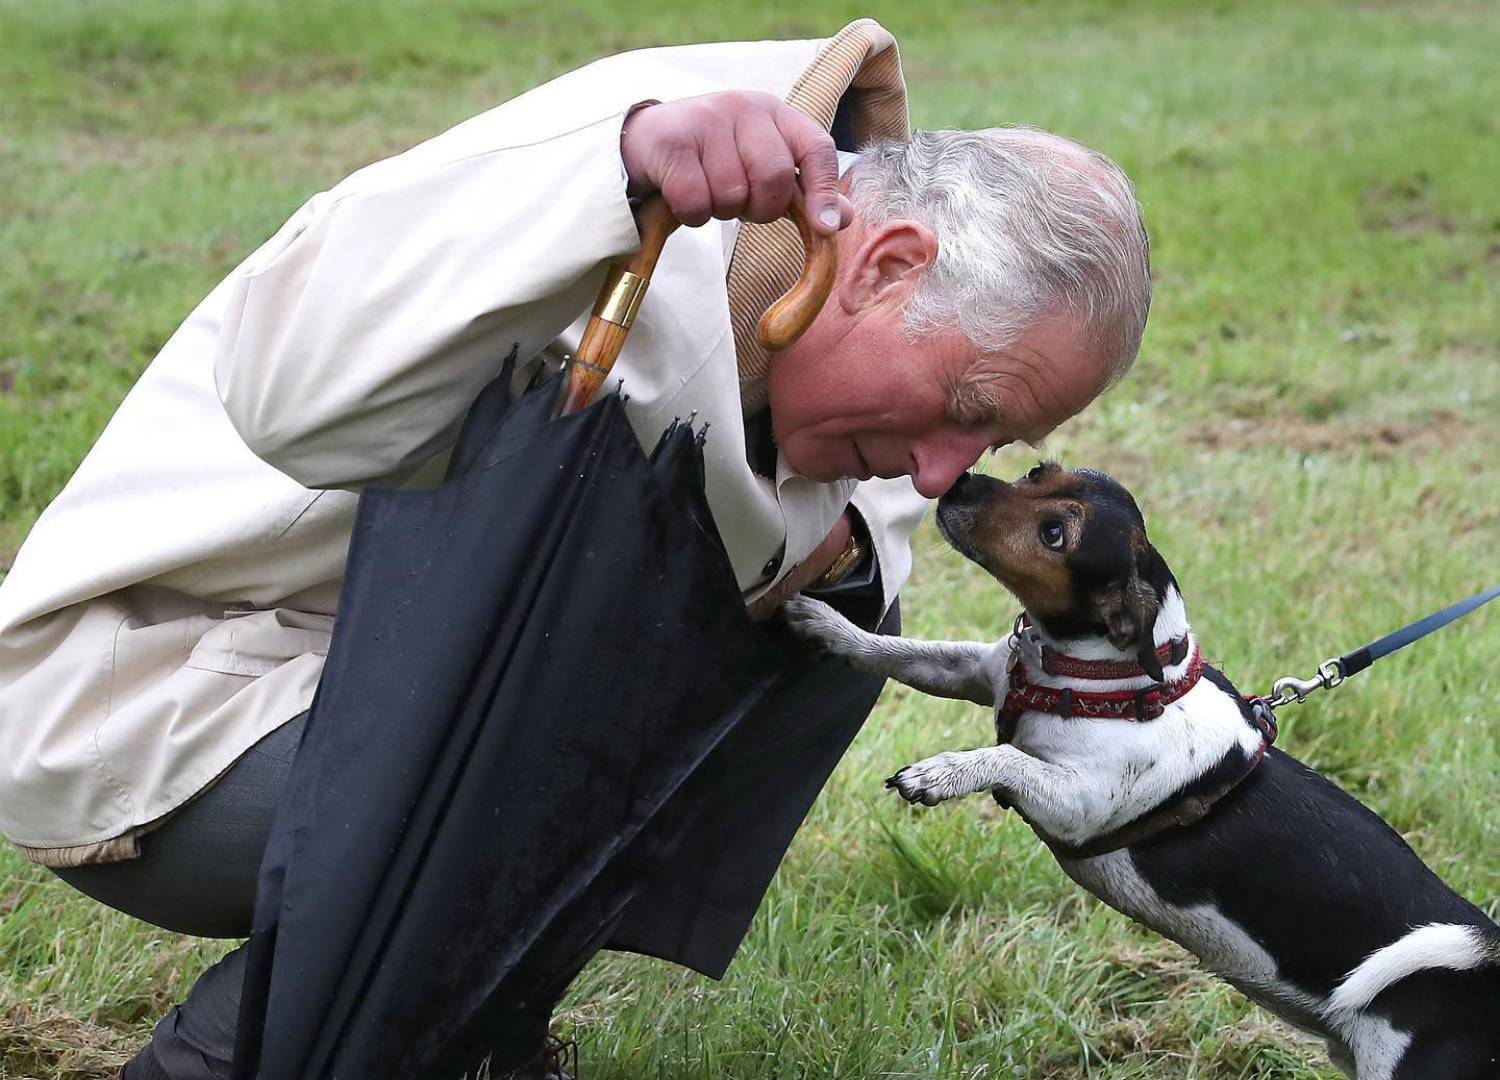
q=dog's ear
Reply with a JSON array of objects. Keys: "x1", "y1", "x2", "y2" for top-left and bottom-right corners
[{"x1": 1099, "y1": 534, "x2": 1165, "y2": 681}]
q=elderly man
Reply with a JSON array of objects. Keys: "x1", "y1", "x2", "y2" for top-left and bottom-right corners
[{"x1": 0, "y1": 19, "x2": 1148, "y2": 1080}]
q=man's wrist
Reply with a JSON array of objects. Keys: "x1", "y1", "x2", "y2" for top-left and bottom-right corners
[{"x1": 620, "y1": 99, "x2": 662, "y2": 199}]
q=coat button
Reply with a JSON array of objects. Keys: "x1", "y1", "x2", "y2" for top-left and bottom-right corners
[{"x1": 760, "y1": 542, "x2": 786, "y2": 581}]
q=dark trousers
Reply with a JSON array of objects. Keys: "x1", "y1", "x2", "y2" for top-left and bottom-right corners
[
  {"x1": 54, "y1": 718, "x2": 306, "y2": 1079},
  {"x1": 53, "y1": 602, "x2": 896, "y2": 1079}
]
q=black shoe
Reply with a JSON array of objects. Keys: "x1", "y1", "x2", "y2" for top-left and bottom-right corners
[{"x1": 501, "y1": 1033, "x2": 577, "y2": 1080}]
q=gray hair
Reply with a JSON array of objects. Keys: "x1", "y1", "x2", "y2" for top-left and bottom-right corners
[{"x1": 846, "y1": 126, "x2": 1151, "y2": 387}]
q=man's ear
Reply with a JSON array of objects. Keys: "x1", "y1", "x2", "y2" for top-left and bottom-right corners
[
  {"x1": 840, "y1": 220, "x2": 939, "y2": 314},
  {"x1": 1098, "y1": 544, "x2": 1164, "y2": 681}
]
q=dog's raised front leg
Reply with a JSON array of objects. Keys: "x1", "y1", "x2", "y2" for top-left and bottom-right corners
[
  {"x1": 782, "y1": 595, "x2": 1002, "y2": 706},
  {"x1": 888, "y1": 745, "x2": 1092, "y2": 837},
  {"x1": 887, "y1": 747, "x2": 1014, "y2": 805}
]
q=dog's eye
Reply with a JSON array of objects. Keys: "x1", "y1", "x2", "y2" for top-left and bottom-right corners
[{"x1": 1039, "y1": 521, "x2": 1066, "y2": 550}]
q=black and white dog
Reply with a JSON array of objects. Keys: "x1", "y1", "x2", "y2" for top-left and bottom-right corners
[{"x1": 784, "y1": 463, "x2": 1500, "y2": 1080}]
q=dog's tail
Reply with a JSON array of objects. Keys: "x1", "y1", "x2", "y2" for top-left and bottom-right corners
[{"x1": 1326, "y1": 922, "x2": 1500, "y2": 1018}]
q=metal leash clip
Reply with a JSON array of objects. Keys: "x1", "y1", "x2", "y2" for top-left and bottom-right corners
[
  {"x1": 1264, "y1": 657, "x2": 1345, "y2": 710},
  {"x1": 1258, "y1": 585, "x2": 1498, "y2": 714}
]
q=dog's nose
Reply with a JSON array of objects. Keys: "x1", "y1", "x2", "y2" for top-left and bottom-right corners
[
  {"x1": 945, "y1": 471, "x2": 974, "y2": 499},
  {"x1": 938, "y1": 470, "x2": 1008, "y2": 510}
]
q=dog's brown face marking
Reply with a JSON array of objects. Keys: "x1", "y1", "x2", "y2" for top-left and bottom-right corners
[
  {"x1": 935, "y1": 462, "x2": 1176, "y2": 672},
  {"x1": 946, "y1": 461, "x2": 1085, "y2": 617}
]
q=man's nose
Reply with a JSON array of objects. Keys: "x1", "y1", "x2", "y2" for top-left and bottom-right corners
[{"x1": 910, "y1": 435, "x2": 988, "y2": 499}]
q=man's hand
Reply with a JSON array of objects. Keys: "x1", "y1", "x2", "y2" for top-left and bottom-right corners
[
  {"x1": 620, "y1": 91, "x2": 854, "y2": 236},
  {"x1": 746, "y1": 511, "x2": 856, "y2": 622}
]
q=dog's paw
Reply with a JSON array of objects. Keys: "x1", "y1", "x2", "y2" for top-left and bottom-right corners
[
  {"x1": 781, "y1": 595, "x2": 857, "y2": 653},
  {"x1": 885, "y1": 751, "x2": 979, "y2": 807}
]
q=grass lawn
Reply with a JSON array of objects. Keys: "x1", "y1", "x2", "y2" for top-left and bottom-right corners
[{"x1": 1, "y1": 0, "x2": 1496, "y2": 1076}]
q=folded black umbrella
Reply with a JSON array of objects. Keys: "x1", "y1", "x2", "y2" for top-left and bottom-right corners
[{"x1": 233, "y1": 198, "x2": 835, "y2": 1079}]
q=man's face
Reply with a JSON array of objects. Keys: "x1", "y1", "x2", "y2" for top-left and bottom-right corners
[{"x1": 765, "y1": 230, "x2": 1114, "y2": 500}]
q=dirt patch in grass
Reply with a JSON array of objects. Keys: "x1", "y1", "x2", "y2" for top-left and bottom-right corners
[
  {"x1": 1186, "y1": 412, "x2": 1479, "y2": 458},
  {"x1": 1382, "y1": 210, "x2": 1457, "y2": 236},
  {"x1": 1361, "y1": 173, "x2": 1465, "y2": 236},
  {"x1": 233, "y1": 56, "x2": 367, "y2": 97},
  {"x1": 1432, "y1": 336, "x2": 1500, "y2": 365},
  {"x1": 0, "y1": 1001, "x2": 136, "y2": 1080},
  {"x1": 52, "y1": 131, "x2": 148, "y2": 175}
]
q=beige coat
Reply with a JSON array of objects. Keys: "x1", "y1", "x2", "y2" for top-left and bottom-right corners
[{"x1": 0, "y1": 21, "x2": 926, "y2": 867}]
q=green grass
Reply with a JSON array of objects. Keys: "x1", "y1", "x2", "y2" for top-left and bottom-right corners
[{"x1": 1, "y1": 0, "x2": 1497, "y2": 1076}]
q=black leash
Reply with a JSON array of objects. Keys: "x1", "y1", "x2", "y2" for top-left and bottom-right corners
[{"x1": 1259, "y1": 584, "x2": 1500, "y2": 712}]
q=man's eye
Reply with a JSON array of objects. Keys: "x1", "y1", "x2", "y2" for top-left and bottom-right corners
[{"x1": 1039, "y1": 521, "x2": 1066, "y2": 550}]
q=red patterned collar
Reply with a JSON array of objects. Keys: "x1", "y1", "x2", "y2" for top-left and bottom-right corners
[
  {"x1": 997, "y1": 617, "x2": 1203, "y2": 741},
  {"x1": 1041, "y1": 634, "x2": 1191, "y2": 679}
]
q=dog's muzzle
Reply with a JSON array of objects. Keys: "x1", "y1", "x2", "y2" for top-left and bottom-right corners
[{"x1": 936, "y1": 472, "x2": 1010, "y2": 549}]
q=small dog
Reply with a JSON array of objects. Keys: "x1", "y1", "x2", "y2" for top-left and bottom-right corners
[{"x1": 785, "y1": 463, "x2": 1500, "y2": 1080}]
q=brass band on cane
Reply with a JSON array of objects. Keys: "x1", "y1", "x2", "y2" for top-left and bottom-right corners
[{"x1": 592, "y1": 269, "x2": 650, "y2": 329}]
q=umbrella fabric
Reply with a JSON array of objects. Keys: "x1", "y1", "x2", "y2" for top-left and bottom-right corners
[{"x1": 233, "y1": 355, "x2": 788, "y2": 1079}]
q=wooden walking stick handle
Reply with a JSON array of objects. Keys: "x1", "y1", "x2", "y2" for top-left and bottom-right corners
[{"x1": 555, "y1": 195, "x2": 837, "y2": 417}]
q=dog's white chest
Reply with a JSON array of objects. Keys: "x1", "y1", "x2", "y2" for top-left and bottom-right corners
[{"x1": 1006, "y1": 682, "x2": 1254, "y2": 840}]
